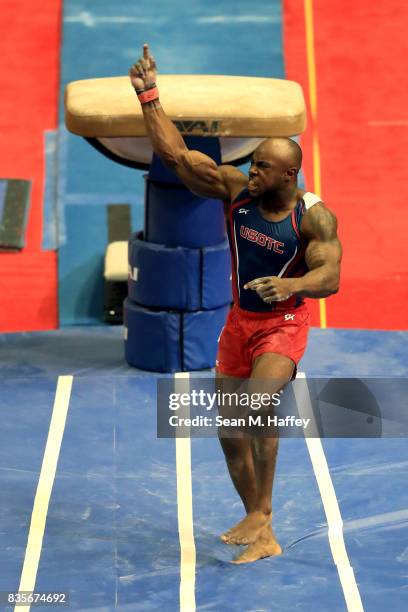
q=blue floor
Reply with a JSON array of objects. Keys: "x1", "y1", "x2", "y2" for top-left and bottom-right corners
[{"x1": 0, "y1": 326, "x2": 407, "y2": 611}]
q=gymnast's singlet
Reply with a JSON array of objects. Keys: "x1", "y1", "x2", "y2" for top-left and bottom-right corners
[{"x1": 226, "y1": 188, "x2": 321, "y2": 312}]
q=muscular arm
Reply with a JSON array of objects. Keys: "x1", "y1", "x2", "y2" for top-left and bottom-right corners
[
  {"x1": 241, "y1": 201, "x2": 342, "y2": 303},
  {"x1": 292, "y1": 202, "x2": 342, "y2": 298},
  {"x1": 141, "y1": 100, "x2": 246, "y2": 200},
  {"x1": 130, "y1": 44, "x2": 246, "y2": 200}
]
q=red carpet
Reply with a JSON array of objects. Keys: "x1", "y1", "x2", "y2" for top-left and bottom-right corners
[
  {"x1": 284, "y1": 0, "x2": 408, "y2": 330},
  {"x1": 0, "y1": 0, "x2": 60, "y2": 331}
]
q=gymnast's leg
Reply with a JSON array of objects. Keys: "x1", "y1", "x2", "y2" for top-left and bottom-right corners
[{"x1": 219, "y1": 352, "x2": 294, "y2": 562}]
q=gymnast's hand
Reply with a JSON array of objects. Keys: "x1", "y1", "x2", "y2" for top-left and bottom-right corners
[
  {"x1": 244, "y1": 276, "x2": 296, "y2": 303},
  {"x1": 129, "y1": 43, "x2": 157, "y2": 91}
]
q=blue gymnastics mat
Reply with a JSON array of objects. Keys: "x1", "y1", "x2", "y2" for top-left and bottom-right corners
[{"x1": 0, "y1": 326, "x2": 407, "y2": 610}]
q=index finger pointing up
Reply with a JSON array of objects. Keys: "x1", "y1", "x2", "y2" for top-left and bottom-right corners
[{"x1": 143, "y1": 43, "x2": 150, "y2": 59}]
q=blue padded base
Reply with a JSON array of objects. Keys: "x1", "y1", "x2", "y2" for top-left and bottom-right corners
[
  {"x1": 183, "y1": 306, "x2": 230, "y2": 370},
  {"x1": 124, "y1": 299, "x2": 181, "y2": 372},
  {"x1": 145, "y1": 179, "x2": 226, "y2": 248},
  {"x1": 124, "y1": 299, "x2": 229, "y2": 372},
  {"x1": 128, "y1": 233, "x2": 232, "y2": 310},
  {"x1": 128, "y1": 232, "x2": 200, "y2": 310}
]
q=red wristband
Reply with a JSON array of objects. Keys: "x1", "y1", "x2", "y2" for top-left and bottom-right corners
[{"x1": 137, "y1": 87, "x2": 159, "y2": 104}]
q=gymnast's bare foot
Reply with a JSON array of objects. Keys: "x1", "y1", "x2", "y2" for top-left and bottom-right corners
[
  {"x1": 232, "y1": 525, "x2": 282, "y2": 564},
  {"x1": 220, "y1": 510, "x2": 272, "y2": 545}
]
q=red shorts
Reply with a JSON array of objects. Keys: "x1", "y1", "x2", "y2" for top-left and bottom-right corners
[{"x1": 216, "y1": 303, "x2": 310, "y2": 378}]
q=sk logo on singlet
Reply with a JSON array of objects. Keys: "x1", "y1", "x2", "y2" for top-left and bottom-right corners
[
  {"x1": 238, "y1": 208, "x2": 250, "y2": 214},
  {"x1": 284, "y1": 314, "x2": 295, "y2": 321}
]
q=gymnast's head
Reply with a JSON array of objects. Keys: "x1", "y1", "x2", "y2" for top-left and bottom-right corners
[{"x1": 248, "y1": 137, "x2": 302, "y2": 195}]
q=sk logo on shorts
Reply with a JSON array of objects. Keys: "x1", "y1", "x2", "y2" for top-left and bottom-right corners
[
  {"x1": 284, "y1": 314, "x2": 295, "y2": 321},
  {"x1": 238, "y1": 208, "x2": 250, "y2": 214}
]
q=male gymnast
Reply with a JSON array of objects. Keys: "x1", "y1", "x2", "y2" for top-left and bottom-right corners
[{"x1": 129, "y1": 44, "x2": 342, "y2": 563}]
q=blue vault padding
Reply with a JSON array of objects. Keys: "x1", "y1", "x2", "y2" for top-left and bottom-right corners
[
  {"x1": 125, "y1": 139, "x2": 230, "y2": 372},
  {"x1": 183, "y1": 305, "x2": 230, "y2": 371},
  {"x1": 128, "y1": 232, "x2": 200, "y2": 310},
  {"x1": 124, "y1": 299, "x2": 181, "y2": 372},
  {"x1": 144, "y1": 179, "x2": 226, "y2": 248},
  {"x1": 128, "y1": 232, "x2": 232, "y2": 310},
  {"x1": 124, "y1": 299, "x2": 229, "y2": 372},
  {"x1": 202, "y1": 242, "x2": 232, "y2": 310}
]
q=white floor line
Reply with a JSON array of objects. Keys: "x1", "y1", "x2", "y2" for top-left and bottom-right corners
[
  {"x1": 174, "y1": 372, "x2": 196, "y2": 612},
  {"x1": 293, "y1": 373, "x2": 364, "y2": 612},
  {"x1": 15, "y1": 375, "x2": 73, "y2": 612}
]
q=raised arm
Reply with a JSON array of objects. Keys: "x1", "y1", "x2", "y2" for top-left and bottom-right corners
[{"x1": 129, "y1": 44, "x2": 247, "y2": 200}]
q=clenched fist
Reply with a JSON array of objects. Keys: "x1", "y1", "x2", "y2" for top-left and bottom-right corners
[
  {"x1": 129, "y1": 43, "x2": 157, "y2": 92},
  {"x1": 244, "y1": 276, "x2": 297, "y2": 303}
]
